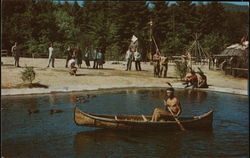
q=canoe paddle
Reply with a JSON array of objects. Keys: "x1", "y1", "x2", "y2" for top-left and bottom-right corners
[
  {"x1": 165, "y1": 82, "x2": 186, "y2": 131},
  {"x1": 167, "y1": 106, "x2": 186, "y2": 131}
]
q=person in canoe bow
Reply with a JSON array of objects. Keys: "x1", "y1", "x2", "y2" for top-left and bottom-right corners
[{"x1": 151, "y1": 88, "x2": 182, "y2": 122}]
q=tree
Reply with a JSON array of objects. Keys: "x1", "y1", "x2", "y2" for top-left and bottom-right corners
[
  {"x1": 200, "y1": 2, "x2": 226, "y2": 35},
  {"x1": 1, "y1": 1, "x2": 248, "y2": 59},
  {"x1": 201, "y1": 33, "x2": 229, "y2": 55},
  {"x1": 151, "y1": 1, "x2": 171, "y2": 51},
  {"x1": 175, "y1": 61, "x2": 188, "y2": 81}
]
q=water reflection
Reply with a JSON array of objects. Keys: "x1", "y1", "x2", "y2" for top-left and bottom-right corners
[
  {"x1": 48, "y1": 94, "x2": 56, "y2": 106},
  {"x1": 149, "y1": 89, "x2": 208, "y2": 104},
  {"x1": 184, "y1": 90, "x2": 207, "y2": 103},
  {"x1": 74, "y1": 129, "x2": 191, "y2": 158},
  {"x1": 150, "y1": 89, "x2": 166, "y2": 99},
  {"x1": 68, "y1": 92, "x2": 77, "y2": 107}
]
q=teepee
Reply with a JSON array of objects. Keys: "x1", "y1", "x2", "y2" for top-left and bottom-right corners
[{"x1": 186, "y1": 33, "x2": 210, "y2": 63}]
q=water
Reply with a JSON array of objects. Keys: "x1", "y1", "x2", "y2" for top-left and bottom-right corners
[{"x1": 1, "y1": 88, "x2": 249, "y2": 158}]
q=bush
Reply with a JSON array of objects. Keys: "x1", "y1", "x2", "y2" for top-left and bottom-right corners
[
  {"x1": 175, "y1": 61, "x2": 188, "y2": 80},
  {"x1": 21, "y1": 66, "x2": 36, "y2": 85}
]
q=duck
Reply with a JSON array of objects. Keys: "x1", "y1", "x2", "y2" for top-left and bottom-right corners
[
  {"x1": 28, "y1": 109, "x2": 40, "y2": 115},
  {"x1": 87, "y1": 94, "x2": 97, "y2": 98},
  {"x1": 50, "y1": 109, "x2": 64, "y2": 114}
]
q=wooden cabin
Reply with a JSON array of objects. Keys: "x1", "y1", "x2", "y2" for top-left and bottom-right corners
[{"x1": 213, "y1": 46, "x2": 248, "y2": 78}]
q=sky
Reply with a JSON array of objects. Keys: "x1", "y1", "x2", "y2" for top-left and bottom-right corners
[
  {"x1": 223, "y1": 1, "x2": 249, "y2": 6},
  {"x1": 60, "y1": 1, "x2": 249, "y2": 7},
  {"x1": 149, "y1": 1, "x2": 249, "y2": 7}
]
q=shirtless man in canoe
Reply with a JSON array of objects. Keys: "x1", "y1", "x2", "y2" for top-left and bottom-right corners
[{"x1": 151, "y1": 87, "x2": 182, "y2": 122}]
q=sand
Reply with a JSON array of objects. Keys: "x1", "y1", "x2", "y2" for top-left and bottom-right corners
[{"x1": 1, "y1": 57, "x2": 248, "y2": 92}]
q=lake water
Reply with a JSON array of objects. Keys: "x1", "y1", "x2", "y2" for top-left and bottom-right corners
[{"x1": 1, "y1": 88, "x2": 249, "y2": 158}]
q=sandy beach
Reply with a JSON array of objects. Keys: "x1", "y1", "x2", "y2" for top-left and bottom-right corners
[{"x1": 1, "y1": 57, "x2": 248, "y2": 94}]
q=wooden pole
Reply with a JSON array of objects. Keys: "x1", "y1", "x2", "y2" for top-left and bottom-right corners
[
  {"x1": 149, "y1": 19, "x2": 153, "y2": 60},
  {"x1": 152, "y1": 35, "x2": 160, "y2": 55}
]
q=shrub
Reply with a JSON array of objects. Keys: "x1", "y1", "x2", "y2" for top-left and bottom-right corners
[
  {"x1": 175, "y1": 61, "x2": 188, "y2": 80},
  {"x1": 21, "y1": 66, "x2": 36, "y2": 85}
]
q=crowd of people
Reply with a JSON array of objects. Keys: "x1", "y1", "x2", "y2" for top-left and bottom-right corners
[
  {"x1": 45, "y1": 43, "x2": 105, "y2": 76},
  {"x1": 9, "y1": 41, "x2": 208, "y2": 89},
  {"x1": 10, "y1": 42, "x2": 106, "y2": 76}
]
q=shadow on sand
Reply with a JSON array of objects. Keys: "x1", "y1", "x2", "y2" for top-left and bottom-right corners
[
  {"x1": 76, "y1": 74, "x2": 85, "y2": 76},
  {"x1": 15, "y1": 82, "x2": 49, "y2": 88}
]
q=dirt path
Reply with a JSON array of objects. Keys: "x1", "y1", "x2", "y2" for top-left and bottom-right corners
[{"x1": 1, "y1": 57, "x2": 248, "y2": 90}]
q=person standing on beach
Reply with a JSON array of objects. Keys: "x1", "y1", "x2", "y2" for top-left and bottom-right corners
[
  {"x1": 75, "y1": 46, "x2": 82, "y2": 68},
  {"x1": 159, "y1": 56, "x2": 168, "y2": 78},
  {"x1": 92, "y1": 49, "x2": 98, "y2": 69},
  {"x1": 152, "y1": 50, "x2": 161, "y2": 77},
  {"x1": 84, "y1": 48, "x2": 91, "y2": 68},
  {"x1": 11, "y1": 42, "x2": 20, "y2": 67},
  {"x1": 125, "y1": 48, "x2": 133, "y2": 71},
  {"x1": 47, "y1": 43, "x2": 55, "y2": 68},
  {"x1": 65, "y1": 46, "x2": 72, "y2": 68},
  {"x1": 134, "y1": 50, "x2": 142, "y2": 71}
]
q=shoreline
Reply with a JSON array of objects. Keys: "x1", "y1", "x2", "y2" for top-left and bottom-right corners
[
  {"x1": 2, "y1": 57, "x2": 248, "y2": 96},
  {"x1": 1, "y1": 83, "x2": 248, "y2": 96}
]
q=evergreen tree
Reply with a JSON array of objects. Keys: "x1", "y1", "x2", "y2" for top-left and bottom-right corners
[{"x1": 1, "y1": 1, "x2": 248, "y2": 59}]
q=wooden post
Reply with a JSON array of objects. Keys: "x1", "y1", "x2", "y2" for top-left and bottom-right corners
[
  {"x1": 230, "y1": 64, "x2": 232, "y2": 75},
  {"x1": 208, "y1": 58, "x2": 211, "y2": 70},
  {"x1": 149, "y1": 19, "x2": 153, "y2": 61},
  {"x1": 234, "y1": 69, "x2": 237, "y2": 77}
]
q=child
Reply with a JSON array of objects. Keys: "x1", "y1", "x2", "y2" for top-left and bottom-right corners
[{"x1": 68, "y1": 58, "x2": 77, "y2": 76}]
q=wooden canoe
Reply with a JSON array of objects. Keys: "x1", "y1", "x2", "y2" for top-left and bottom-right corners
[{"x1": 74, "y1": 107, "x2": 213, "y2": 131}]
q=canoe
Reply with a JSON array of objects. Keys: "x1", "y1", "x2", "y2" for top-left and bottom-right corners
[{"x1": 74, "y1": 107, "x2": 213, "y2": 131}]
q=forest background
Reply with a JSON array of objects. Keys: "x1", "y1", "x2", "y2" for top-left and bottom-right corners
[{"x1": 2, "y1": 1, "x2": 249, "y2": 61}]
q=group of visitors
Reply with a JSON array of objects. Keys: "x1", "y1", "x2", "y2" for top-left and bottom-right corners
[
  {"x1": 9, "y1": 42, "x2": 208, "y2": 88},
  {"x1": 45, "y1": 43, "x2": 105, "y2": 76},
  {"x1": 125, "y1": 48, "x2": 142, "y2": 71},
  {"x1": 152, "y1": 49, "x2": 169, "y2": 78},
  {"x1": 93, "y1": 49, "x2": 105, "y2": 69},
  {"x1": 125, "y1": 35, "x2": 142, "y2": 71}
]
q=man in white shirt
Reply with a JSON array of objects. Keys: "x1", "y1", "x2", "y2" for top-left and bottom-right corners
[
  {"x1": 134, "y1": 51, "x2": 142, "y2": 71},
  {"x1": 47, "y1": 43, "x2": 55, "y2": 68}
]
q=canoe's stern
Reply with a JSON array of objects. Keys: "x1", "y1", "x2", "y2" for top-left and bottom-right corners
[{"x1": 74, "y1": 107, "x2": 119, "y2": 129}]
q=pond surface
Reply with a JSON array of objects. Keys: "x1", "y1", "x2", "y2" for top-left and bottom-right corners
[{"x1": 1, "y1": 88, "x2": 249, "y2": 158}]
